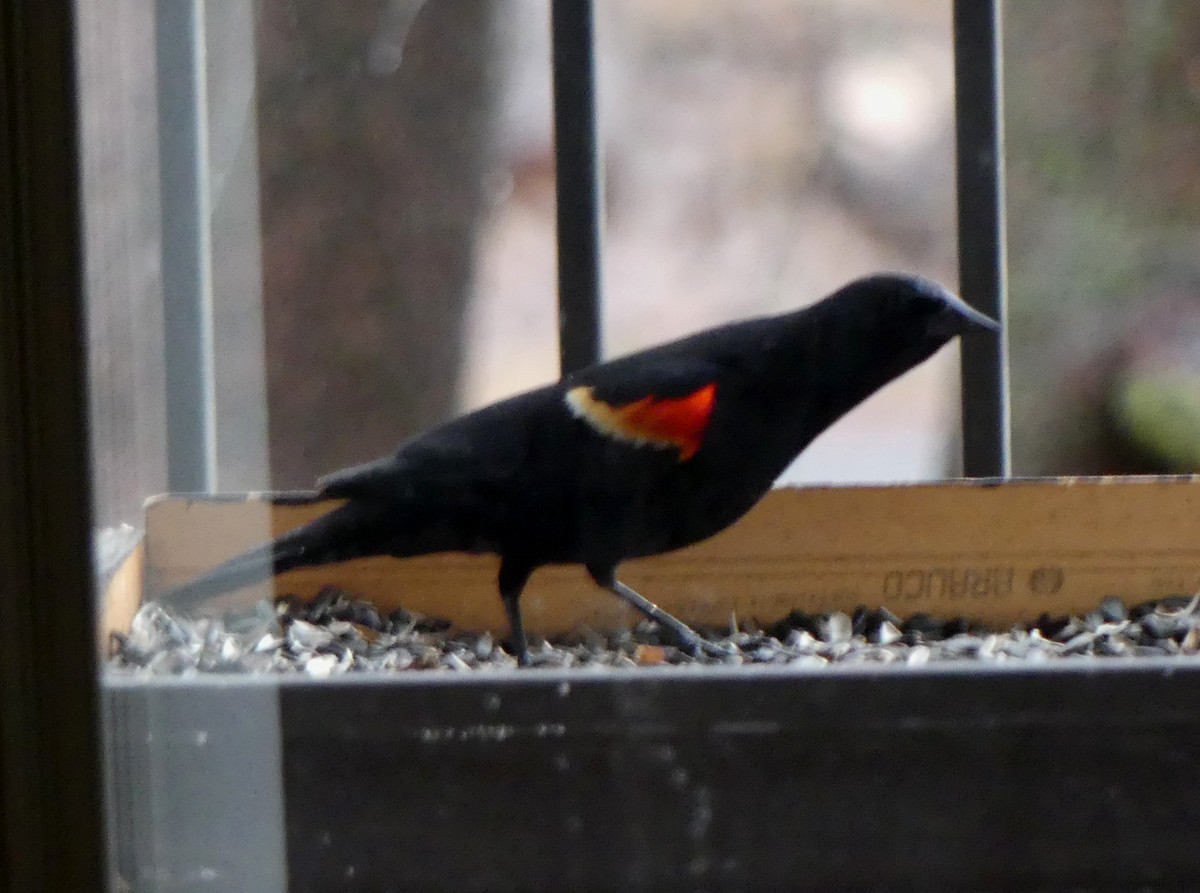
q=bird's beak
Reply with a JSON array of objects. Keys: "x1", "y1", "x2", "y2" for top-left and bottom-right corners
[{"x1": 936, "y1": 292, "x2": 1001, "y2": 337}]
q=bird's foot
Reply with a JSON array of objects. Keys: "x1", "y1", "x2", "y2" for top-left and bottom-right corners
[
  {"x1": 503, "y1": 638, "x2": 531, "y2": 667},
  {"x1": 672, "y1": 629, "x2": 735, "y2": 661},
  {"x1": 603, "y1": 578, "x2": 737, "y2": 661}
]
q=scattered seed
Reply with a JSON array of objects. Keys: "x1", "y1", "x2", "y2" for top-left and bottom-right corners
[
  {"x1": 906, "y1": 645, "x2": 931, "y2": 667},
  {"x1": 1099, "y1": 596, "x2": 1127, "y2": 623},
  {"x1": 635, "y1": 644, "x2": 669, "y2": 666},
  {"x1": 303, "y1": 653, "x2": 340, "y2": 678},
  {"x1": 819, "y1": 612, "x2": 852, "y2": 644},
  {"x1": 874, "y1": 620, "x2": 902, "y2": 646},
  {"x1": 443, "y1": 652, "x2": 472, "y2": 672},
  {"x1": 106, "y1": 591, "x2": 1200, "y2": 676}
]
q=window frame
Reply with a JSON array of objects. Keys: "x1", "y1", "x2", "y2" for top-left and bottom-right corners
[
  {"x1": 0, "y1": 4, "x2": 108, "y2": 890},
  {"x1": 2, "y1": 1, "x2": 1111, "y2": 889}
]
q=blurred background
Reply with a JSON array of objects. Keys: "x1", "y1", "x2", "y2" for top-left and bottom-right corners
[
  {"x1": 251, "y1": 0, "x2": 960, "y2": 489},
  {"x1": 77, "y1": 0, "x2": 1200, "y2": 533}
]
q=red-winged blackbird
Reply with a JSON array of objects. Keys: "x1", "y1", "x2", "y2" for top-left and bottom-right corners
[{"x1": 166, "y1": 273, "x2": 998, "y2": 664}]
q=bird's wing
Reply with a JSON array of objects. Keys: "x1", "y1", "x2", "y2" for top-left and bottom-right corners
[
  {"x1": 316, "y1": 435, "x2": 488, "y2": 500},
  {"x1": 572, "y1": 353, "x2": 724, "y2": 400},
  {"x1": 564, "y1": 356, "x2": 725, "y2": 461},
  {"x1": 316, "y1": 455, "x2": 407, "y2": 500}
]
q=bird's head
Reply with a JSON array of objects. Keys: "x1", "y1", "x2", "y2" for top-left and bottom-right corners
[
  {"x1": 863, "y1": 272, "x2": 998, "y2": 331},
  {"x1": 833, "y1": 272, "x2": 1000, "y2": 360}
]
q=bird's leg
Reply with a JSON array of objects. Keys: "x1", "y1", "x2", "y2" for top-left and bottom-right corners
[
  {"x1": 589, "y1": 567, "x2": 727, "y2": 659},
  {"x1": 498, "y1": 559, "x2": 534, "y2": 667}
]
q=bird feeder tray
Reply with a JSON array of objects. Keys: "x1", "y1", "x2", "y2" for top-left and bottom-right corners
[
  {"x1": 102, "y1": 475, "x2": 1200, "y2": 891},
  {"x1": 105, "y1": 474, "x2": 1200, "y2": 640}
]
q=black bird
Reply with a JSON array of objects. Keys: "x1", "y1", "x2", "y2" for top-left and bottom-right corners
[{"x1": 164, "y1": 273, "x2": 998, "y2": 664}]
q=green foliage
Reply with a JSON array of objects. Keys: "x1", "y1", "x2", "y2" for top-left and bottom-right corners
[
  {"x1": 1003, "y1": 0, "x2": 1200, "y2": 474},
  {"x1": 1111, "y1": 371, "x2": 1200, "y2": 471}
]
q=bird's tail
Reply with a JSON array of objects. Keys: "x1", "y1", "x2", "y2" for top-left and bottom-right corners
[{"x1": 161, "y1": 498, "x2": 382, "y2": 611}]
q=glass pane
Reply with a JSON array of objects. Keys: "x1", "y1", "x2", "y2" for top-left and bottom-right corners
[
  {"x1": 79, "y1": 1, "x2": 973, "y2": 890},
  {"x1": 1005, "y1": 1, "x2": 1200, "y2": 475},
  {"x1": 77, "y1": 0, "x2": 167, "y2": 560}
]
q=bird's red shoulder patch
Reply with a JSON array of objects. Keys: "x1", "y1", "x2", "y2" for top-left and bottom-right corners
[{"x1": 565, "y1": 382, "x2": 717, "y2": 461}]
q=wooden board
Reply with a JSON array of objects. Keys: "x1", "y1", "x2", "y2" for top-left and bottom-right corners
[
  {"x1": 107, "y1": 476, "x2": 1200, "y2": 637},
  {"x1": 100, "y1": 539, "x2": 144, "y2": 648}
]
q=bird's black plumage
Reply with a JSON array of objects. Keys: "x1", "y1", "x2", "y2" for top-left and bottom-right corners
[{"x1": 165, "y1": 273, "x2": 998, "y2": 663}]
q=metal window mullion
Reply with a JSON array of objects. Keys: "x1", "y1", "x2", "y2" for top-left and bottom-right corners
[
  {"x1": 953, "y1": 0, "x2": 1012, "y2": 477},
  {"x1": 550, "y1": 0, "x2": 603, "y2": 375},
  {"x1": 157, "y1": 0, "x2": 218, "y2": 491}
]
